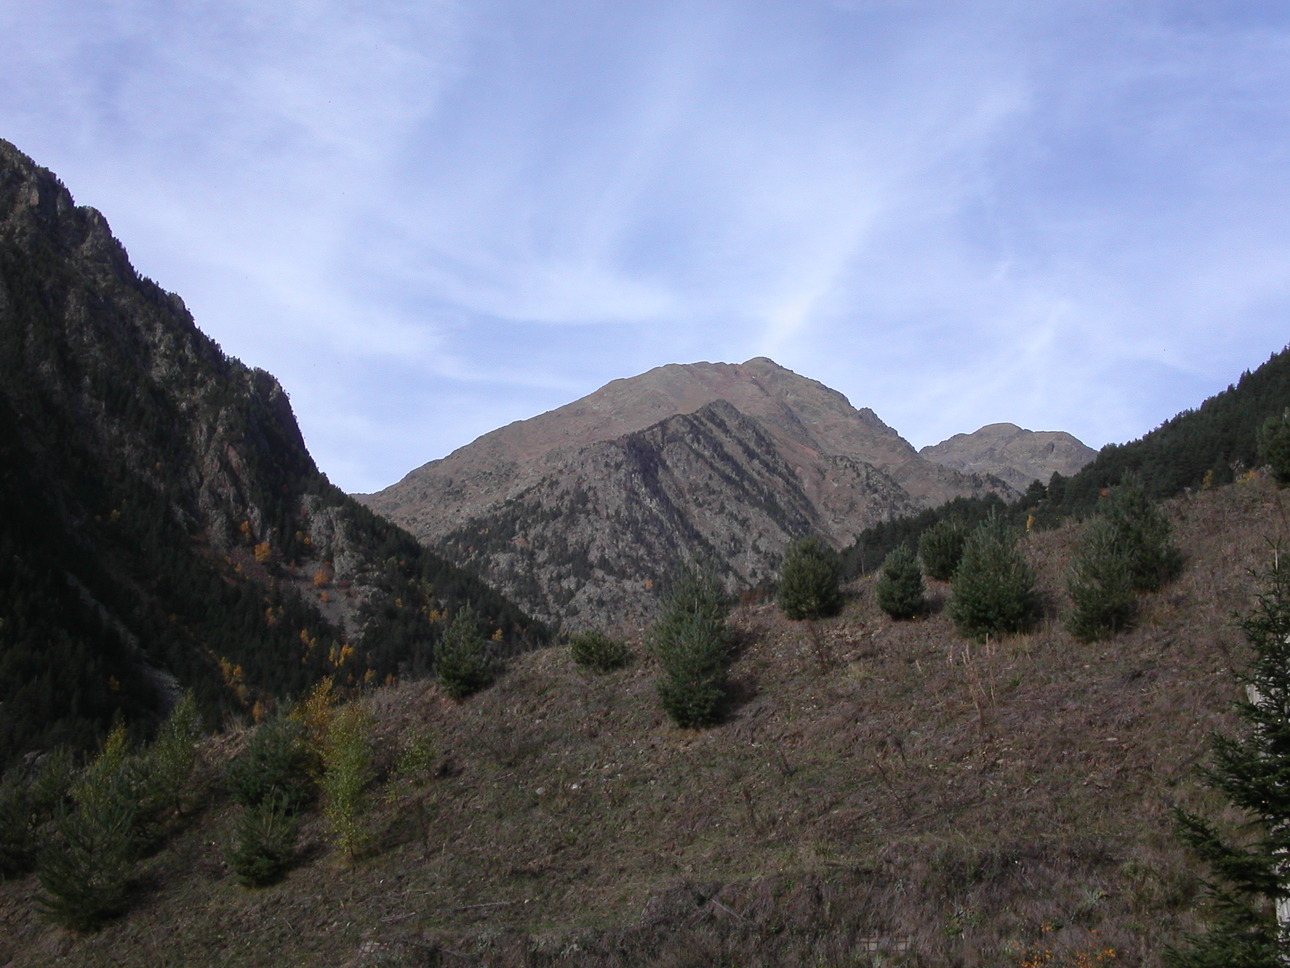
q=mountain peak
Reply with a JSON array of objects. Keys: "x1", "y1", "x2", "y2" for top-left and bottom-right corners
[
  {"x1": 361, "y1": 359, "x2": 1013, "y2": 628},
  {"x1": 921, "y1": 424, "x2": 1096, "y2": 491}
]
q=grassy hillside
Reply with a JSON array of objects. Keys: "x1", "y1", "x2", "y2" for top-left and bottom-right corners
[{"x1": 2, "y1": 475, "x2": 1284, "y2": 967}]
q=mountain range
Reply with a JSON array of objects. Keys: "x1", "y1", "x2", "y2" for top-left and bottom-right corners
[
  {"x1": 8, "y1": 136, "x2": 1290, "y2": 967},
  {"x1": 361, "y1": 359, "x2": 1093, "y2": 629}
]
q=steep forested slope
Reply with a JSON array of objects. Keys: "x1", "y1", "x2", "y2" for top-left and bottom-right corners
[
  {"x1": 843, "y1": 344, "x2": 1290, "y2": 573},
  {"x1": 1036, "y1": 345, "x2": 1290, "y2": 518},
  {"x1": 0, "y1": 138, "x2": 544, "y2": 768}
]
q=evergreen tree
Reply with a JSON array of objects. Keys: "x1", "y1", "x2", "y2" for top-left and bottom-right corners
[
  {"x1": 138, "y1": 691, "x2": 202, "y2": 819},
  {"x1": 1102, "y1": 475, "x2": 1184, "y2": 593},
  {"x1": 1258, "y1": 409, "x2": 1290, "y2": 487},
  {"x1": 949, "y1": 515, "x2": 1041, "y2": 641},
  {"x1": 652, "y1": 566, "x2": 732, "y2": 728},
  {"x1": 1065, "y1": 517, "x2": 1138, "y2": 642},
  {"x1": 918, "y1": 518, "x2": 969, "y2": 582},
  {"x1": 37, "y1": 776, "x2": 138, "y2": 932},
  {"x1": 224, "y1": 716, "x2": 316, "y2": 814},
  {"x1": 434, "y1": 606, "x2": 497, "y2": 699},
  {"x1": 1168, "y1": 554, "x2": 1290, "y2": 967},
  {"x1": 225, "y1": 794, "x2": 299, "y2": 888},
  {"x1": 0, "y1": 766, "x2": 36, "y2": 878},
  {"x1": 37, "y1": 728, "x2": 140, "y2": 931},
  {"x1": 875, "y1": 545, "x2": 926, "y2": 620},
  {"x1": 777, "y1": 536, "x2": 843, "y2": 620}
]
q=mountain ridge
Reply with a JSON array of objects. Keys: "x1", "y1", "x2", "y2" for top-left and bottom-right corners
[
  {"x1": 919, "y1": 421, "x2": 1098, "y2": 492},
  {"x1": 362, "y1": 357, "x2": 1025, "y2": 628},
  {"x1": 0, "y1": 137, "x2": 544, "y2": 765}
]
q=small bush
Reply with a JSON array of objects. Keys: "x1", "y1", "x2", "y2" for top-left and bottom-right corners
[
  {"x1": 949, "y1": 516, "x2": 1041, "y2": 641},
  {"x1": 435, "y1": 606, "x2": 497, "y2": 699},
  {"x1": 1065, "y1": 517, "x2": 1138, "y2": 641},
  {"x1": 225, "y1": 716, "x2": 315, "y2": 813},
  {"x1": 919, "y1": 519, "x2": 968, "y2": 582},
  {"x1": 875, "y1": 545, "x2": 926, "y2": 620},
  {"x1": 392, "y1": 725, "x2": 437, "y2": 785},
  {"x1": 777, "y1": 536, "x2": 843, "y2": 619},
  {"x1": 569, "y1": 630, "x2": 632, "y2": 672},
  {"x1": 226, "y1": 794, "x2": 299, "y2": 888},
  {"x1": 653, "y1": 567, "x2": 732, "y2": 729}
]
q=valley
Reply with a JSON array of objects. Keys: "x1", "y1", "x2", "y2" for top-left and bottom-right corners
[{"x1": 4, "y1": 135, "x2": 1290, "y2": 967}]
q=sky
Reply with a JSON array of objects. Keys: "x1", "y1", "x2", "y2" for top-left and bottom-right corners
[{"x1": 3, "y1": 1, "x2": 1290, "y2": 494}]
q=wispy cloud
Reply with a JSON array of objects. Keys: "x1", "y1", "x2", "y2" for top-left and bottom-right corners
[{"x1": 3, "y1": 1, "x2": 1290, "y2": 490}]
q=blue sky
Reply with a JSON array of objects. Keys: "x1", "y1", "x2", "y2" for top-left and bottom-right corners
[{"x1": 4, "y1": 1, "x2": 1290, "y2": 493}]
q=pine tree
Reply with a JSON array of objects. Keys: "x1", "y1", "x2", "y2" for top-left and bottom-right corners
[
  {"x1": 0, "y1": 767, "x2": 36, "y2": 878},
  {"x1": 919, "y1": 518, "x2": 968, "y2": 582},
  {"x1": 652, "y1": 566, "x2": 731, "y2": 728},
  {"x1": 777, "y1": 536, "x2": 843, "y2": 620},
  {"x1": 37, "y1": 729, "x2": 140, "y2": 932},
  {"x1": 875, "y1": 545, "x2": 926, "y2": 620},
  {"x1": 226, "y1": 794, "x2": 299, "y2": 888},
  {"x1": 1102, "y1": 474, "x2": 1183, "y2": 593},
  {"x1": 224, "y1": 716, "x2": 316, "y2": 813},
  {"x1": 1065, "y1": 517, "x2": 1138, "y2": 642},
  {"x1": 1168, "y1": 554, "x2": 1290, "y2": 967},
  {"x1": 138, "y1": 691, "x2": 202, "y2": 820},
  {"x1": 949, "y1": 515, "x2": 1041, "y2": 641},
  {"x1": 1258, "y1": 409, "x2": 1290, "y2": 487},
  {"x1": 434, "y1": 606, "x2": 497, "y2": 699}
]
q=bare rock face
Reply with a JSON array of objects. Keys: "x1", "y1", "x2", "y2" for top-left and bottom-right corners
[
  {"x1": 362, "y1": 358, "x2": 1015, "y2": 630},
  {"x1": 919, "y1": 423, "x2": 1097, "y2": 492}
]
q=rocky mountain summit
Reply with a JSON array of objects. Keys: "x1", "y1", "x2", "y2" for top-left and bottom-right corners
[
  {"x1": 362, "y1": 358, "x2": 1018, "y2": 629},
  {"x1": 920, "y1": 422, "x2": 1097, "y2": 491}
]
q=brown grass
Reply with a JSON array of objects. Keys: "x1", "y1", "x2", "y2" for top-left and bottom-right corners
[{"x1": 3, "y1": 477, "x2": 1288, "y2": 967}]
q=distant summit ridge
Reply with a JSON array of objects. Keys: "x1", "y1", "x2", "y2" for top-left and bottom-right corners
[
  {"x1": 362, "y1": 357, "x2": 1018, "y2": 628},
  {"x1": 920, "y1": 422, "x2": 1097, "y2": 492}
]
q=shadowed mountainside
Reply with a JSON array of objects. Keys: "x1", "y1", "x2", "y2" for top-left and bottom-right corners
[{"x1": 0, "y1": 138, "x2": 544, "y2": 767}]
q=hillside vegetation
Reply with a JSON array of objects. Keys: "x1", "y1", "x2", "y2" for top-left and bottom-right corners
[
  {"x1": 843, "y1": 344, "x2": 1290, "y2": 579},
  {"x1": 2, "y1": 475, "x2": 1283, "y2": 967}
]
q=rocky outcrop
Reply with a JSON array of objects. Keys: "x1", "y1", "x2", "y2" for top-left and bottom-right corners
[
  {"x1": 363, "y1": 358, "x2": 1015, "y2": 629},
  {"x1": 920, "y1": 423, "x2": 1096, "y2": 492}
]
